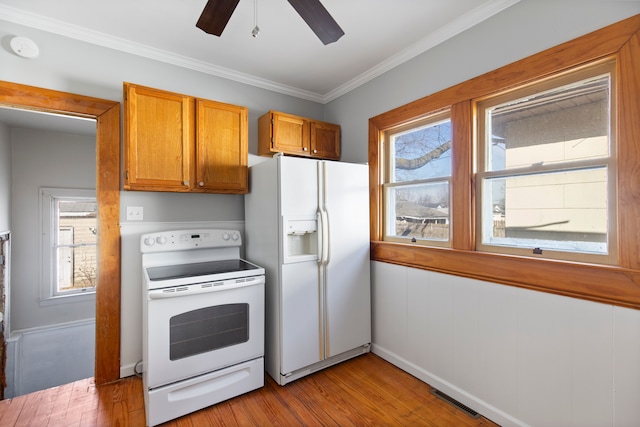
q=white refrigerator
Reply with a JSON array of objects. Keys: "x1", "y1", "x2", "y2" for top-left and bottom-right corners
[{"x1": 244, "y1": 155, "x2": 371, "y2": 385}]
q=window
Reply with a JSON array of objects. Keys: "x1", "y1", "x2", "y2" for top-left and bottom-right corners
[
  {"x1": 476, "y1": 62, "x2": 617, "y2": 264},
  {"x1": 383, "y1": 111, "x2": 452, "y2": 246},
  {"x1": 41, "y1": 188, "x2": 97, "y2": 301},
  {"x1": 369, "y1": 15, "x2": 640, "y2": 309}
]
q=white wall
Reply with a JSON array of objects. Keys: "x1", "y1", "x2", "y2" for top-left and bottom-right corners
[
  {"x1": 0, "y1": 121, "x2": 10, "y2": 232},
  {"x1": 371, "y1": 261, "x2": 640, "y2": 427},
  {"x1": 10, "y1": 127, "x2": 96, "y2": 330}
]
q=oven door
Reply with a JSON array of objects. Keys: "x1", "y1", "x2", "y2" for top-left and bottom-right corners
[{"x1": 144, "y1": 276, "x2": 264, "y2": 389}]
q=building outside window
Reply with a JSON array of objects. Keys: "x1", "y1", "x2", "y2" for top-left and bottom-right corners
[
  {"x1": 476, "y1": 61, "x2": 616, "y2": 264},
  {"x1": 41, "y1": 188, "x2": 97, "y2": 301}
]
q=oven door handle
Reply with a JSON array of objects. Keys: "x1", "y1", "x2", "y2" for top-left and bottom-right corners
[{"x1": 148, "y1": 276, "x2": 265, "y2": 299}]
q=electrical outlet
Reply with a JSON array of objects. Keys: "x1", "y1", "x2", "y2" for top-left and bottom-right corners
[{"x1": 126, "y1": 206, "x2": 143, "y2": 221}]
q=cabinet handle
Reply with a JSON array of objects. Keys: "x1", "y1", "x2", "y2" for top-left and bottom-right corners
[
  {"x1": 199, "y1": 182, "x2": 204, "y2": 187},
  {"x1": 183, "y1": 181, "x2": 189, "y2": 186},
  {"x1": 313, "y1": 149, "x2": 317, "y2": 154},
  {"x1": 303, "y1": 147, "x2": 307, "y2": 151}
]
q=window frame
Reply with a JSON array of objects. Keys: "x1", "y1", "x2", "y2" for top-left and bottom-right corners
[
  {"x1": 382, "y1": 110, "x2": 453, "y2": 247},
  {"x1": 40, "y1": 187, "x2": 97, "y2": 305},
  {"x1": 475, "y1": 60, "x2": 618, "y2": 265},
  {"x1": 368, "y1": 15, "x2": 640, "y2": 310}
]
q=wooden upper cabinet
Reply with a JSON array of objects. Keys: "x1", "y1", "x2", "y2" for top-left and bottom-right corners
[
  {"x1": 124, "y1": 83, "x2": 194, "y2": 191},
  {"x1": 258, "y1": 110, "x2": 340, "y2": 160},
  {"x1": 310, "y1": 120, "x2": 341, "y2": 160},
  {"x1": 124, "y1": 83, "x2": 248, "y2": 194},
  {"x1": 195, "y1": 99, "x2": 248, "y2": 193}
]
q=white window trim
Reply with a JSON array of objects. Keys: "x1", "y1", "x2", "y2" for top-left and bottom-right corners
[{"x1": 39, "y1": 187, "x2": 97, "y2": 305}]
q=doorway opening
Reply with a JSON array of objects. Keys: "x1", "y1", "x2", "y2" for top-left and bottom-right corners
[{"x1": 0, "y1": 81, "x2": 121, "y2": 386}]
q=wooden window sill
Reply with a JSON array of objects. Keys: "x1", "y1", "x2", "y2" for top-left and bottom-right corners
[{"x1": 371, "y1": 241, "x2": 640, "y2": 310}]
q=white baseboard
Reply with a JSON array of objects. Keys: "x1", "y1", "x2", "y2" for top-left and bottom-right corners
[{"x1": 120, "y1": 361, "x2": 141, "y2": 379}]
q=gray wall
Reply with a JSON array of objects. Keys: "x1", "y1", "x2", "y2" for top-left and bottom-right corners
[
  {"x1": 0, "y1": 122, "x2": 10, "y2": 232},
  {"x1": 10, "y1": 128, "x2": 96, "y2": 330}
]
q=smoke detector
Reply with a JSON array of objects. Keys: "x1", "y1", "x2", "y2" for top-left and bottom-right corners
[{"x1": 10, "y1": 36, "x2": 40, "y2": 59}]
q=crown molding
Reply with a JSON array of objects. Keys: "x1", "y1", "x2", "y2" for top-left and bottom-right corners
[{"x1": 322, "y1": 0, "x2": 521, "y2": 103}]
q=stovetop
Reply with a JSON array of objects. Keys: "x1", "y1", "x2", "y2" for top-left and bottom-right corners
[{"x1": 146, "y1": 259, "x2": 262, "y2": 282}]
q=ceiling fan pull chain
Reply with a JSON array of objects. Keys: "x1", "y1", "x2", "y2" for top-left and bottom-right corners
[{"x1": 251, "y1": 0, "x2": 260, "y2": 37}]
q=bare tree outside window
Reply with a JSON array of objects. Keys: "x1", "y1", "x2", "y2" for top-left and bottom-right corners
[{"x1": 385, "y1": 115, "x2": 452, "y2": 244}]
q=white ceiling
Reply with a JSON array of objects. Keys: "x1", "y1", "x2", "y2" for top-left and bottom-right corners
[{"x1": 0, "y1": 0, "x2": 520, "y2": 103}]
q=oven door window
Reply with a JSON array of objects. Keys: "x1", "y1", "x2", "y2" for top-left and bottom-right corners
[{"x1": 170, "y1": 303, "x2": 249, "y2": 360}]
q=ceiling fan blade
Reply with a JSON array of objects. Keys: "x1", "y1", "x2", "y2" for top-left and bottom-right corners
[
  {"x1": 286, "y1": 0, "x2": 344, "y2": 45},
  {"x1": 196, "y1": 0, "x2": 240, "y2": 36}
]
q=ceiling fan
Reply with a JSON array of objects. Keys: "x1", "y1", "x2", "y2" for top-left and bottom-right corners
[{"x1": 196, "y1": 0, "x2": 345, "y2": 45}]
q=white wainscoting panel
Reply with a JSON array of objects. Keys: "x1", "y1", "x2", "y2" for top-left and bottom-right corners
[
  {"x1": 406, "y1": 268, "x2": 429, "y2": 368},
  {"x1": 426, "y1": 272, "x2": 455, "y2": 382},
  {"x1": 516, "y1": 289, "x2": 573, "y2": 426},
  {"x1": 451, "y1": 275, "x2": 480, "y2": 397},
  {"x1": 371, "y1": 260, "x2": 640, "y2": 427},
  {"x1": 371, "y1": 262, "x2": 408, "y2": 356},
  {"x1": 614, "y1": 306, "x2": 640, "y2": 426},
  {"x1": 6, "y1": 319, "x2": 95, "y2": 398},
  {"x1": 570, "y1": 299, "x2": 613, "y2": 427},
  {"x1": 477, "y1": 280, "x2": 519, "y2": 418}
]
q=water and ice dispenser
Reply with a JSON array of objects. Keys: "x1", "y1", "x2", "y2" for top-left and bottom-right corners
[{"x1": 283, "y1": 216, "x2": 318, "y2": 263}]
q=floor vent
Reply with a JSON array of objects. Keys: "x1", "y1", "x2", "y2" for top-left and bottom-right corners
[{"x1": 430, "y1": 388, "x2": 480, "y2": 419}]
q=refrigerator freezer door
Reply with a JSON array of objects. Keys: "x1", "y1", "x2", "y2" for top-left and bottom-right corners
[
  {"x1": 279, "y1": 156, "x2": 323, "y2": 375},
  {"x1": 322, "y1": 161, "x2": 372, "y2": 357},
  {"x1": 281, "y1": 260, "x2": 322, "y2": 374},
  {"x1": 280, "y1": 156, "x2": 318, "y2": 217}
]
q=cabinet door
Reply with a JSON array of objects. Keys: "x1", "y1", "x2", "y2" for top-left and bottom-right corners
[
  {"x1": 272, "y1": 112, "x2": 309, "y2": 156},
  {"x1": 310, "y1": 121, "x2": 340, "y2": 160},
  {"x1": 195, "y1": 99, "x2": 248, "y2": 194},
  {"x1": 124, "y1": 84, "x2": 193, "y2": 191}
]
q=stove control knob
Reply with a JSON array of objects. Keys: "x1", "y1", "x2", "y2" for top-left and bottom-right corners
[
  {"x1": 144, "y1": 237, "x2": 155, "y2": 246},
  {"x1": 231, "y1": 232, "x2": 239, "y2": 241},
  {"x1": 156, "y1": 236, "x2": 167, "y2": 245},
  {"x1": 222, "y1": 232, "x2": 230, "y2": 241}
]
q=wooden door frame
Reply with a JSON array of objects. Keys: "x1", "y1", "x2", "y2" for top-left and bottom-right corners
[{"x1": 0, "y1": 81, "x2": 121, "y2": 385}]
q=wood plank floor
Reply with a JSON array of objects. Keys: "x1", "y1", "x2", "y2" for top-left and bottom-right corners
[{"x1": 0, "y1": 354, "x2": 500, "y2": 426}]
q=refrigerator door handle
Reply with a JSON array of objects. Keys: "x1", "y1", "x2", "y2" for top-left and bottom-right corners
[
  {"x1": 317, "y1": 209, "x2": 329, "y2": 265},
  {"x1": 318, "y1": 161, "x2": 330, "y2": 266},
  {"x1": 321, "y1": 210, "x2": 329, "y2": 265},
  {"x1": 316, "y1": 210, "x2": 323, "y2": 265}
]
